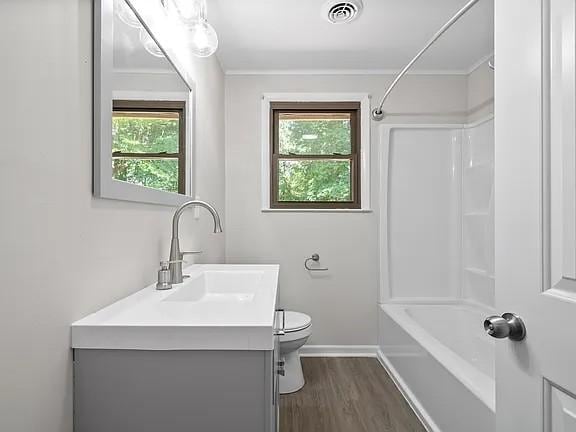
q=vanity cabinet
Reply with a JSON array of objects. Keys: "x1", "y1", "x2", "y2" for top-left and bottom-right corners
[
  {"x1": 71, "y1": 264, "x2": 282, "y2": 432},
  {"x1": 74, "y1": 336, "x2": 281, "y2": 432}
]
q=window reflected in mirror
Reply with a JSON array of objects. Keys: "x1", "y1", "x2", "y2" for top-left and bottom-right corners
[{"x1": 112, "y1": 100, "x2": 186, "y2": 194}]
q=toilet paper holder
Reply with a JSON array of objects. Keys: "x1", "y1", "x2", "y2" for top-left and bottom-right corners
[{"x1": 304, "y1": 253, "x2": 329, "y2": 271}]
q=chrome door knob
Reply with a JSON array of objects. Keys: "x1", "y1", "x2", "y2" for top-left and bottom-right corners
[{"x1": 484, "y1": 313, "x2": 526, "y2": 341}]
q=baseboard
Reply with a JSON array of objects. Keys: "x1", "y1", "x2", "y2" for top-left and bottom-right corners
[
  {"x1": 376, "y1": 350, "x2": 439, "y2": 432},
  {"x1": 300, "y1": 345, "x2": 378, "y2": 357}
]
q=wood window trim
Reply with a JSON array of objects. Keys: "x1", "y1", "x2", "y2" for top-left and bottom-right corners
[
  {"x1": 270, "y1": 101, "x2": 362, "y2": 209},
  {"x1": 112, "y1": 100, "x2": 186, "y2": 194}
]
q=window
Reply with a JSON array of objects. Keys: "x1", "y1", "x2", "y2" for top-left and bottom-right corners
[
  {"x1": 270, "y1": 102, "x2": 361, "y2": 209},
  {"x1": 112, "y1": 100, "x2": 186, "y2": 194}
]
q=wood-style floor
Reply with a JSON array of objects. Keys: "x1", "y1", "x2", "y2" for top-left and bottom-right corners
[{"x1": 280, "y1": 357, "x2": 427, "y2": 432}]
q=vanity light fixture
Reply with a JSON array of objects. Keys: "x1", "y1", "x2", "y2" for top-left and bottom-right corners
[
  {"x1": 166, "y1": 0, "x2": 219, "y2": 57},
  {"x1": 115, "y1": 0, "x2": 143, "y2": 28},
  {"x1": 115, "y1": 0, "x2": 165, "y2": 58},
  {"x1": 116, "y1": 0, "x2": 218, "y2": 59},
  {"x1": 186, "y1": 16, "x2": 219, "y2": 58},
  {"x1": 139, "y1": 27, "x2": 166, "y2": 58},
  {"x1": 165, "y1": 0, "x2": 206, "y2": 24}
]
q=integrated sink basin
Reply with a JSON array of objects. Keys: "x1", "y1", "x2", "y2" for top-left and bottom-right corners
[
  {"x1": 71, "y1": 264, "x2": 279, "y2": 351},
  {"x1": 164, "y1": 270, "x2": 264, "y2": 303}
]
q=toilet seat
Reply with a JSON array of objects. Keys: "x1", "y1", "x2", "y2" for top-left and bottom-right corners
[
  {"x1": 279, "y1": 312, "x2": 312, "y2": 343},
  {"x1": 283, "y1": 311, "x2": 312, "y2": 333}
]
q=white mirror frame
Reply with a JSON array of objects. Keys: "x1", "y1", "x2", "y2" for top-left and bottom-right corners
[{"x1": 93, "y1": 0, "x2": 197, "y2": 206}]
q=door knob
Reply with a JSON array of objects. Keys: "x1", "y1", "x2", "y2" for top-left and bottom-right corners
[
  {"x1": 483, "y1": 313, "x2": 526, "y2": 341},
  {"x1": 277, "y1": 360, "x2": 286, "y2": 376}
]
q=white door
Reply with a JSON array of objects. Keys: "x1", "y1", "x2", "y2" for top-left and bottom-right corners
[{"x1": 496, "y1": 0, "x2": 576, "y2": 430}]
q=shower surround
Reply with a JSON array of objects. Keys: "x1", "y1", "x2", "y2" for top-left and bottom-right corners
[{"x1": 378, "y1": 118, "x2": 495, "y2": 432}]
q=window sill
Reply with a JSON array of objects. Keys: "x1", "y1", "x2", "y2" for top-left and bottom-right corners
[{"x1": 261, "y1": 208, "x2": 373, "y2": 213}]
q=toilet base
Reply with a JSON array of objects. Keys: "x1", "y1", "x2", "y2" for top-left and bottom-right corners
[{"x1": 279, "y1": 349, "x2": 305, "y2": 394}]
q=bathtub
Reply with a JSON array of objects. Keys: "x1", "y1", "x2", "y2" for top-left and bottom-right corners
[{"x1": 378, "y1": 303, "x2": 495, "y2": 432}]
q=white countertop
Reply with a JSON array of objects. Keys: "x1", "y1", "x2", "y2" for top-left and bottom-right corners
[{"x1": 71, "y1": 264, "x2": 280, "y2": 351}]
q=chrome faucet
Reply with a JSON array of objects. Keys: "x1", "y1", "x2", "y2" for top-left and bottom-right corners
[{"x1": 168, "y1": 200, "x2": 223, "y2": 285}]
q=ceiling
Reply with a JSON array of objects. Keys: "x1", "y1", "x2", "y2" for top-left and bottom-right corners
[{"x1": 209, "y1": 0, "x2": 494, "y2": 73}]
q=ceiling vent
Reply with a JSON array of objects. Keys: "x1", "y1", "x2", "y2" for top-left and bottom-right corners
[{"x1": 322, "y1": 0, "x2": 363, "y2": 24}]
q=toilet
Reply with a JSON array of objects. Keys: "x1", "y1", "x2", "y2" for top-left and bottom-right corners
[{"x1": 279, "y1": 311, "x2": 312, "y2": 394}]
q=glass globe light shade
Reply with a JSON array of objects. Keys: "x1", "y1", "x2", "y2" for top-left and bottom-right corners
[
  {"x1": 165, "y1": 0, "x2": 207, "y2": 25},
  {"x1": 139, "y1": 28, "x2": 165, "y2": 58},
  {"x1": 115, "y1": 0, "x2": 142, "y2": 28},
  {"x1": 187, "y1": 19, "x2": 218, "y2": 57}
]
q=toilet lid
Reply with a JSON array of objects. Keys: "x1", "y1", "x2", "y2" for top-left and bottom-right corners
[{"x1": 283, "y1": 311, "x2": 312, "y2": 333}]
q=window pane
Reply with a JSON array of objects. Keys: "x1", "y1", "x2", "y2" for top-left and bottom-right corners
[
  {"x1": 278, "y1": 159, "x2": 351, "y2": 202},
  {"x1": 112, "y1": 112, "x2": 180, "y2": 154},
  {"x1": 113, "y1": 158, "x2": 179, "y2": 193},
  {"x1": 278, "y1": 113, "x2": 352, "y2": 155}
]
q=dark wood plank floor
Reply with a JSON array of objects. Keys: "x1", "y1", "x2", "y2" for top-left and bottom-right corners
[{"x1": 280, "y1": 357, "x2": 427, "y2": 432}]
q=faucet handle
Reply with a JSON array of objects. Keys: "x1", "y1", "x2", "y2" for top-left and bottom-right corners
[
  {"x1": 181, "y1": 251, "x2": 203, "y2": 256},
  {"x1": 180, "y1": 251, "x2": 202, "y2": 261}
]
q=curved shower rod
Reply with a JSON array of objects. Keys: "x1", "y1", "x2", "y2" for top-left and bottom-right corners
[{"x1": 371, "y1": 0, "x2": 483, "y2": 121}]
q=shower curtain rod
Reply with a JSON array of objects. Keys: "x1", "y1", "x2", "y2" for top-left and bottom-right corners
[{"x1": 371, "y1": 0, "x2": 482, "y2": 121}]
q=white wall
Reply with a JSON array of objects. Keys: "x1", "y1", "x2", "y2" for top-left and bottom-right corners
[
  {"x1": 224, "y1": 73, "x2": 469, "y2": 346},
  {"x1": 0, "y1": 1, "x2": 225, "y2": 431}
]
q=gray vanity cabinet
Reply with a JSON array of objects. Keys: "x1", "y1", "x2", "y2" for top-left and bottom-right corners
[
  {"x1": 71, "y1": 264, "x2": 282, "y2": 431},
  {"x1": 73, "y1": 338, "x2": 281, "y2": 432}
]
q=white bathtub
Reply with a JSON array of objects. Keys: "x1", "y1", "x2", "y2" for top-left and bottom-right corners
[{"x1": 378, "y1": 303, "x2": 495, "y2": 432}]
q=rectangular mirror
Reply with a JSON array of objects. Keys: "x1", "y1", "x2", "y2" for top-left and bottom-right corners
[{"x1": 94, "y1": 0, "x2": 195, "y2": 206}]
